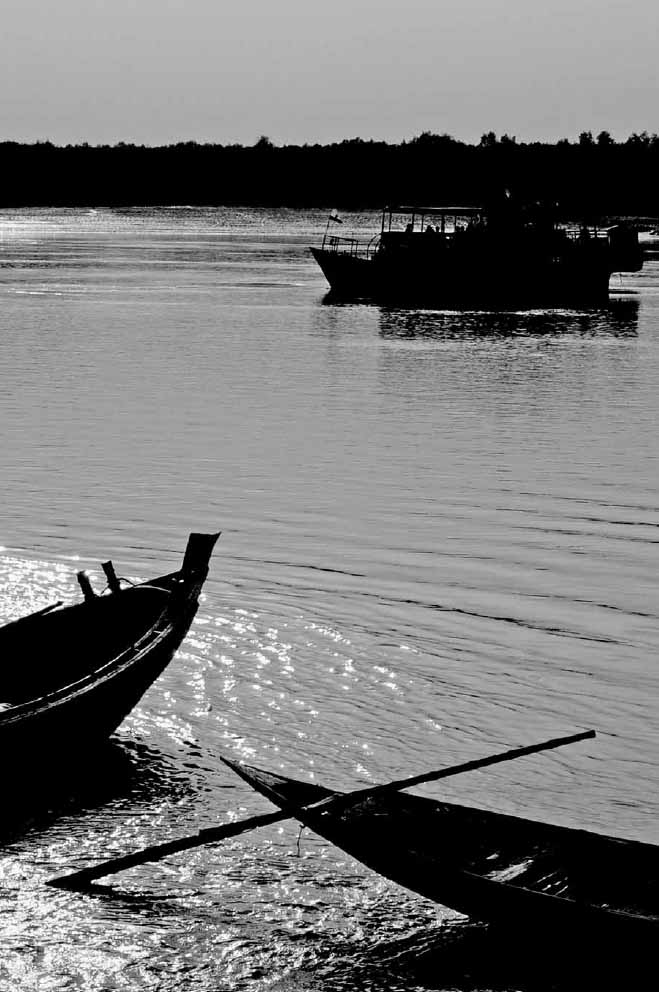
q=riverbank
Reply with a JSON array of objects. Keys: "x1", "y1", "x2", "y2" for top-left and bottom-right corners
[{"x1": 2, "y1": 134, "x2": 659, "y2": 216}]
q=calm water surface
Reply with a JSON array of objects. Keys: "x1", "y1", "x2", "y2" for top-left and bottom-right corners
[{"x1": 1, "y1": 207, "x2": 658, "y2": 990}]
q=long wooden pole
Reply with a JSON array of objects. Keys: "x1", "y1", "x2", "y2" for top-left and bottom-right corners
[
  {"x1": 341, "y1": 729, "x2": 595, "y2": 802},
  {"x1": 47, "y1": 809, "x2": 288, "y2": 890},
  {"x1": 47, "y1": 729, "x2": 594, "y2": 891},
  {"x1": 222, "y1": 730, "x2": 596, "y2": 818}
]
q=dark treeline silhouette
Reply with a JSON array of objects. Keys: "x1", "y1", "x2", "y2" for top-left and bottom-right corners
[{"x1": 1, "y1": 131, "x2": 659, "y2": 217}]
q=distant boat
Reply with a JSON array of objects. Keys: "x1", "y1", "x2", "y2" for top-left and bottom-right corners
[
  {"x1": 227, "y1": 758, "x2": 659, "y2": 947},
  {"x1": 640, "y1": 229, "x2": 659, "y2": 257},
  {"x1": 0, "y1": 531, "x2": 219, "y2": 761},
  {"x1": 311, "y1": 203, "x2": 644, "y2": 307}
]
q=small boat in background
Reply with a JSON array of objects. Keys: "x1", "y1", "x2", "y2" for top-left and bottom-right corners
[
  {"x1": 226, "y1": 758, "x2": 659, "y2": 946},
  {"x1": 0, "y1": 531, "x2": 219, "y2": 761},
  {"x1": 311, "y1": 202, "x2": 644, "y2": 307},
  {"x1": 640, "y1": 230, "x2": 659, "y2": 258}
]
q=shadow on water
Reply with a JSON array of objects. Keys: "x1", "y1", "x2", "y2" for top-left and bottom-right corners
[
  {"x1": 279, "y1": 919, "x2": 649, "y2": 991},
  {"x1": 375, "y1": 298, "x2": 640, "y2": 341},
  {"x1": 1, "y1": 737, "x2": 195, "y2": 843}
]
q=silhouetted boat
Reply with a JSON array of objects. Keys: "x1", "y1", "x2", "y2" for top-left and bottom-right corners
[
  {"x1": 226, "y1": 759, "x2": 659, "y2": 945},
  {"x1": 0, "y1": 531, "x2": 219, "y2": 760},
  {"x1": 312, "y1": 203, "x2": 643, "y2": 307},
  {"x1": 641, "y1": 232, "x2": 659, "y2": 258}
]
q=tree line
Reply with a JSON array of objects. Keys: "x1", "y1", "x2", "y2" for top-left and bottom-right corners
[{"x1": 1, "y1": 131, "x2": 658, "y2": 218}]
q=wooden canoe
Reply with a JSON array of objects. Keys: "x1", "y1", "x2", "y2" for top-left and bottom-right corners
[
  {"x1": 225, "y1": 758, "x2": 659, "y2": 945},
  {"x1": 0, "y1": 532, "x2": 219, "y2": 759}
]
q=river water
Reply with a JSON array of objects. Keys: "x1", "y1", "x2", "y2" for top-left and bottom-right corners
[{"x1": 0, "y1": 207, "x2": 658, "y2": 991}]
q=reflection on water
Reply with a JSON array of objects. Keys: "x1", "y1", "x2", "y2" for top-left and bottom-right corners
[
  {"x1": 311, "y1": 917, "x2": 651, "y2": 992},
  {"x1": 2, "y1": 739, "x2": 194, "y2": 843},
  {"x1": 378, "y1": 298, "x2": 640, "y2": 339}
]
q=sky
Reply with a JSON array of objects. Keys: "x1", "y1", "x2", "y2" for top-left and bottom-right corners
[{"x1": 1, "y1": 0, "x2": 657, "y2": 146}]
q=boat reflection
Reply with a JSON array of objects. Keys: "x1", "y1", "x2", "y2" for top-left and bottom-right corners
[
  {"x1": 332, "y1": 917, "x2": 649, "y2": 991},
  {"x1": 376, "y1": 297, "x2": 640, "y2": 340},
  {"x1": 2, "y1": 738, "x2": 194, "y2": 841}
]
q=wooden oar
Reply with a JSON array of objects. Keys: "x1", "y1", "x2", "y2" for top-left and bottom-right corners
[
  {"x1": 225, "y1": 728, "x2": 596, "y2": 813},
  {"x1": 46, "y1": 809, "x2": 288, "y2": 890},
  {"x1": 47, "y1": 729, "x2": 594, "y2": 891}
]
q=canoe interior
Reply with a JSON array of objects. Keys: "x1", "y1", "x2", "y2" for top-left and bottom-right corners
[
  {"x1": 0, "y1": 577, "x2": 175, "y2": 708},
  {"x1": 234, "y1": 762, "x2": 659, "y2": 931}
]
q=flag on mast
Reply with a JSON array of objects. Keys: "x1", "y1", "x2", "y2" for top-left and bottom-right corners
[{"x1": 329, "y1": 209, "x2": 342, "y2": 224}]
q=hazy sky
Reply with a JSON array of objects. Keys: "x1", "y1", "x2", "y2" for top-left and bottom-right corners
[{"x1": 2, "y1": 0, "x2": 657, "y2": 146}]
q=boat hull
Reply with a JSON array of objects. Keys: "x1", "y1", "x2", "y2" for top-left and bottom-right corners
[
  {"x1": 311, "y1": 246, "x2": 613, "y2": 308},
  {"x1": 227, "y1": 760, "x2": 659, "y2": 947},
  {"x1": 0, "y1": 532, "x2": 219, "y2": 765}
]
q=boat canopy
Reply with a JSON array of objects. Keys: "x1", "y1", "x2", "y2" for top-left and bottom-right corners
[
  {"x1": 385, "y1": 206, "x2": 483, "y2": 216},
  {"x1": 381, "y1": 205, "x2": 485, "y2": 234}
]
